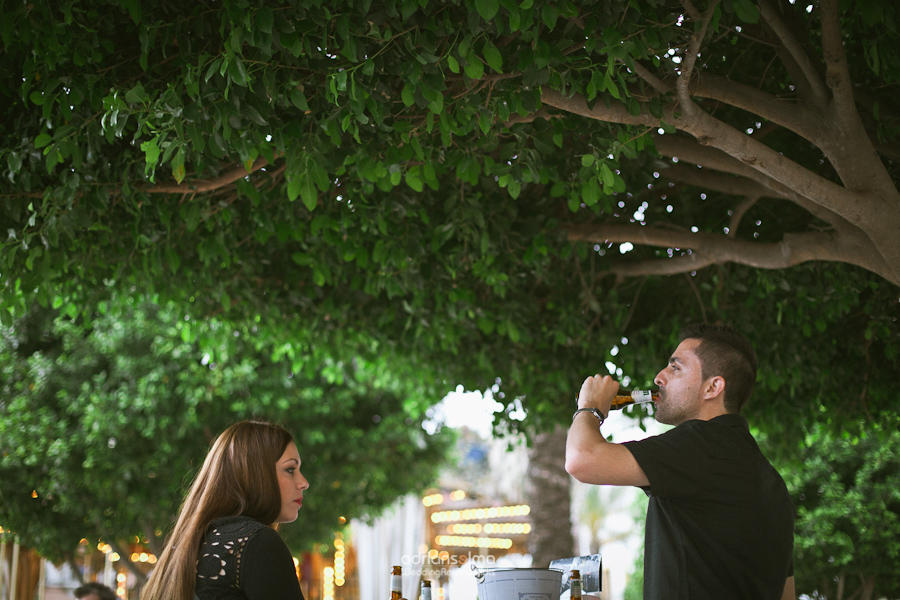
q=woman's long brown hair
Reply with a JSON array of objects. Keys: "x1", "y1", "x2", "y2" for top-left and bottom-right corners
[{"x1": 141, "y1": 421, "x2": 294, "y2": 600}]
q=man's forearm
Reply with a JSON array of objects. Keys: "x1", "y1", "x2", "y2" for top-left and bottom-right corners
[{"x1": 565, "y1": 412, "x2": 649, "y2": 487}]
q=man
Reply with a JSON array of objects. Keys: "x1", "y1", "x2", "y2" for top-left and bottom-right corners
[
  {"x1": 74, "y1": 582, "x2": 116, "y2": 600},
  {"x1": 566, "y1": 324, "x2": 795, "y2": 600}
]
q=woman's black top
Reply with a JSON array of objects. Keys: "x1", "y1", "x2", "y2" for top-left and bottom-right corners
[{"x1": 195, "y1": 516, "x2": 305, "y2": 600}]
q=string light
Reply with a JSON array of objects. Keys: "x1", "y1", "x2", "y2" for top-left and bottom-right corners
[
  {"x1": 323, "y1": 566, "x2": 335, "y2": 600},
  {"x1": 422, "y1": 493, "x2": 444, "y2": 507},
  {"x1": 334, "y1": 536, "x2": 345, "y2": 587},
  {"x1": 446, "y1": 523, "x2": 532, "y2": 535},
  {"x1": 430, "y1": 504, "x2": 530, "y2": 523},
  {"x1": 434, "y1": 536, "x2": 513, "y2": 549}
]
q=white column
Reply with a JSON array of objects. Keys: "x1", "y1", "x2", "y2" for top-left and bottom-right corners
[
  {"x1": 37, "y1": 557, "x2": 46, "y2": 600},
  {"x1": 10, "y1": 544, "x2": 20, "y2": 600},
  {"x1": 0, "y1": 542, "x2": 6, "y2": 600},
  {"x1": 0, "y1": 541, "x2": 7, "y2": 600},
  {"x1": 102, "y1": 551, "x2": 115, "y2": 590}
]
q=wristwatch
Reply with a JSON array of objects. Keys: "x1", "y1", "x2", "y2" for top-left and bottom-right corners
[{"x1": 572, "y1": 407, "x2": 606, "y2": 426}]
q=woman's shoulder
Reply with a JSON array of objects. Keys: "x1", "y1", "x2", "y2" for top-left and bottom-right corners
[{"x1": 205, "y1": 516, "x2": 269, "y2": 543}]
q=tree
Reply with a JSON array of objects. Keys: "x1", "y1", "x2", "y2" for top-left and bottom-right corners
[
  {"x1": 1, "y1": 0, "x2": 899, "y2": 305},
  {"x1": 0, "y1": 297, "x2": 453, "y2": 572},
  {"x1": 2, "y1": 0, "x2": 899, "y2": 579},
  {"x1": 0, "y1": 0, "x2": 896, "y2": 426},
  {"x1": 773, "y1": 422, "x2": 900, "y2": 600}
]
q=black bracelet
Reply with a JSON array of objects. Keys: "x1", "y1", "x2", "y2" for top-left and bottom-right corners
[{"x1": 572, "y1": 407, "x2": 606, "y2": 426}]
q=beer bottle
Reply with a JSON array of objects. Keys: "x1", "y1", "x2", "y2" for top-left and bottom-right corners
[
  {"x1": 570, "y1": 569, "x2": 583, "y2": 600},
  {"x1": 420, "y1": 580, "x2": 432, "y2": 600},
  {"x1": 610, "y1": 389, "x2": 659, "y2": 410},
  {"x1": 390, "y1": 565, "x2": 403, "y2": 600}
]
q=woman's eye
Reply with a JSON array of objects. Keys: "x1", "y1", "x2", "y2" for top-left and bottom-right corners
[{"x1": 285, "y1": 468, "x2": 295, "y2": 474}]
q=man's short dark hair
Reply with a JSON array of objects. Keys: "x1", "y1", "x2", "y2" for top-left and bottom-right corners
[
  {"x1": 74, "y1": 582, "x2": 117, "y2": 600},
  {"x1": 680, "y1": 323, "x2": 757, "y2": 414}
]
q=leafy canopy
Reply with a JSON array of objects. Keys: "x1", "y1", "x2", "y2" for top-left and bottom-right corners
[
  {"x1": 0, "y1": 298, "x2": 452, "y2": 562},
  {"x1": 776, "y1": 422, "x2": 900, "y2": 600},
  {"x1": 0, "y1": 0, "x2": 897, "y2": 433}
]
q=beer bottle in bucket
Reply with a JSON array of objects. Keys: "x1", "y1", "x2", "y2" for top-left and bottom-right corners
[
  {"x1": 570, "y1": 569, "x2": 583, "y2": 599},
  {"x1": 390, "y1": 565, "x2": 403, "y2": 600}
]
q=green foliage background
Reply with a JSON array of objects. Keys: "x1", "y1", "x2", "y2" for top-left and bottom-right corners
[
  {"x1": 0, "y1": 0, "x2": 898, "y2": 593},
  {"x1": 0, "y1": 298, "x2": 453, "y2": 560}
]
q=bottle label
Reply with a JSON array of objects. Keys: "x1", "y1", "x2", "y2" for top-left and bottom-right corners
[
  {"x1": 631, "y1": 390, "x2": 653, "y2": 403},
  {"x1": 391, "y1": 575, "x2": 402, "y2": 592},
  {"x1": 571, "y1": 580, "x2": 583, "y2": 598},
  {"x1": 421, "y1": 590, "x2": 432, "y2": 600}
]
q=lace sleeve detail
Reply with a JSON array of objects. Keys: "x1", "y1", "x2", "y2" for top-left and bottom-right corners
[{"x1": 196, "y1": 517, "x2": 268, "y2": 597}]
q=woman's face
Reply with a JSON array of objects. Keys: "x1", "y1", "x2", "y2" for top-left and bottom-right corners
[{"x1": 275, "y1": 441, "x2": 309, "y2": 523}]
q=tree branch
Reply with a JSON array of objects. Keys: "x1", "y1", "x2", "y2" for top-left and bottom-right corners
[
  {"x1": 662, "y1": 110, "x2": 880, "y2": 228},
  {"x1": 676, "y1": 0, "x2": 719, "y2": 117},
  {"x1": 144, "y1": 155, "x2": 274, "y2": 195},
  {"x1": 729, "y1": 195, "x2": 759, "y2": 237},
  {"x1": 631, "y1": 60, "x2": 672, "y2": 97},
  {"x1": 659, "y1": 162, "x2": 786, "y2": 201},
  {"x1": 563, "y1": 223, "x2": 894, "y2": 281},
  {"x1": 652, "y1": 134, "x2": 842, "y2": 225},
  {"x1": 818, "y1": 0, "x2": 855, "y2": 117},
  {"x1": 690, "y1": 75, "x2": 815, "y2": 142},
  {"x1": 540, "y1": 88, "x2": 659, "y2": 128},
  {"x1": 542, "y1": 85, "x2": 875, "y2": 231},
  {"x1": 756, "y1": 0, "x2": 830, "y2": 104}
]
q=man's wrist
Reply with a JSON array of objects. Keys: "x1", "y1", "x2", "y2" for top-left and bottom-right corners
[{"x1": 573, "y1": 407, "x2": 606, "y2": 426}]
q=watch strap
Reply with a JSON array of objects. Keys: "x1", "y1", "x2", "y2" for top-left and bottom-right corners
[{"x1": 572, "y1": 407, "x2": 606, "y2": 425}]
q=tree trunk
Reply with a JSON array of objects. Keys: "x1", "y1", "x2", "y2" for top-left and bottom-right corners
[
  {"x1": 526, "y1": 424, "x2": 575, "y2": 567},
  {"x1": 859, "y1": 575, "x2": 876, "y2": 600}
]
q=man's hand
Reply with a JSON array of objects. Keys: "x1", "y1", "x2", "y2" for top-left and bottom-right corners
[
  {"x1": 577, "y1": 374, "x2": 620, "y2": 415},
  {"x1": 567, "y1": 374, "x2": 649, "y2": 488}
]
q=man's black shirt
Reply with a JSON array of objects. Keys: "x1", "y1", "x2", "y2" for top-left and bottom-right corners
[{"x1": 623, "y1": 414, "x2": 794, "y2": 600}]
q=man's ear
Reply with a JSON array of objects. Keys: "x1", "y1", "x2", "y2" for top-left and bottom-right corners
[{"x1": 702, "y1": 376, "x2": 726, "y2": 402}]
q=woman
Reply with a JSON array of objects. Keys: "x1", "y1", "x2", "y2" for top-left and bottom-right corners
[{"x1": 142, "y1": 421, "x2": 310, "y2": 600}]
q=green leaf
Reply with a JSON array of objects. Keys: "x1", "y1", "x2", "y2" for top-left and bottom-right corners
[
  {"x1": 121, "y1": 0, "x2": 142, "y2": 23},
  {"x1": 447, "y1": 55, "x2": 460, "y2": 74},
  {"x1": 34, "y1": 134, "x2": 52, "y2": 149},
  {"x1": 581, "y1": 155, "x2": 595, "y2": 167},
  {"x1": 581, "y1": 178, "x2": 600, "y2": 205},
  {"x1": 541, "y1": 5, "x2": 558, "y2": 30},
  {"x1": 401, "y1": 84, "x2": 415, "y2": 107},
  {"x1": 227, "y1": 57, "x2": 248, "y2": 86},
  {"x1": 140, "y1": 136, "x2": 161, "y2": 165},
  {"x1": 405, "y1": 168, "x2": 424, "y2": 192},
  {"x1": 464, "y1": 51, "x2": 484, "y2": 80},
  {"x1": 172, "y1": 163, "x2": 186, "y2": 184},
  {"x1": 475, "y1": 0, "x2": 500, "y2": 22},
  {"x1": 287, "y1": 177, "x2": 301, "y2": 202},
  {"x1": 125, "y1": 84, "x2": 146, "y2": 104},
  {"x1": 600, "y1": 162, "x2": 615, "y2": 188},
  {"x1": 6, "y1": 151, "x2": 22, "y2": 173},
  {"x1": 290, "y1": 88, "x2": 309, "y2": 111},
  {"x1": 244, "y1": 104, "x2": 268, "y2": 126},
  {"x1": 733, "y1": 0, "x2": 760, "y2": 24},
  {"x1": 300, "y1": 175, "x2": 318, "y2": 211},
  {"x1": 483, "y1": 43, "x2": 503, "y2": 73},
  {"x1": 258, "y1": 7, "x2": 274, "y2": 33}
]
